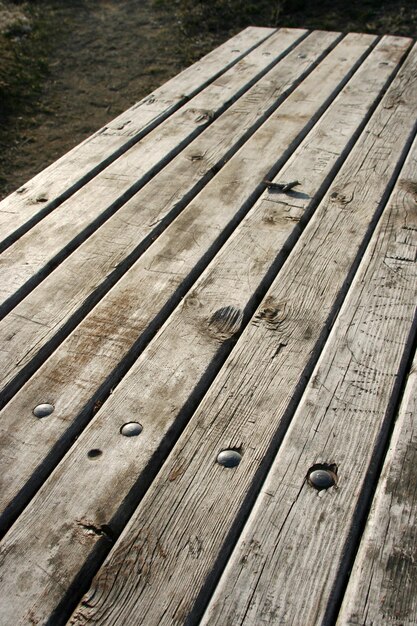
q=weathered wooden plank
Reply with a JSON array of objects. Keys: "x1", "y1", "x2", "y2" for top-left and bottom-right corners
[
  {"x1": 59, "y1": 45, "x2": 416, "y2": 626},
  {"x1": 0, "y1": 26, "x2": 275, "y2": 244},
  {"x1": 0, "y1": 37, "x2": 414, "y2": 626},
  {"x1": 0, "y1": 30, "x2": 393, "y2": 525},
  {"x1": 337, "y1": 349, "x2": 417, "y2": 626},
  {"x1": 0, "y1": 27, "x2": 307, "y2": 308},
  {"x1": 0, "y1": 26, "x2": 334, "y2": 402},
  {"x1": 201, "y1": 134, "x2": 417, "y2": 626},
  {"x1": 0, "y1": 33, "x2": 382, "y2": 529},
  {"x1": 0, "y1": 33, "x2": 373, "y2": 408}
]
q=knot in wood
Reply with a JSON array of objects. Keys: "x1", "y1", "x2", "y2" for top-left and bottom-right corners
[
  {"x1": 184, "y1": 293, "x2": 202, "y2": 310},
  {"x1": 208, "y1": 306, "x2": 243, "y2": 341},
  {"x1": 194, "y1": 109, "x2": 215, "y2": 124},
  {"x1": 253, "y1": 298, "x2": 287, "y2": 330},
  {"x1": 330, "y1": 187, "x2": 354, "y2": 207},
  {"x1": 399, "y1": 179, "x2": 417, "y2": 201},
  {"x1": 383, "y1": 89, "x2": 404, "y2": 109}
]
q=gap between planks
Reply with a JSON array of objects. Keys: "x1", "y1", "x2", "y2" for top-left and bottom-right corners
[{"x1": 337, "y1": 346, "x2": 417, "y2": 626}]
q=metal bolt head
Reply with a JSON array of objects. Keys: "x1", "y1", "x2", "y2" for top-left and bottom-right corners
[
  {"x1": 308, "y1": 468, "x2": 336, "y2": 491},
  {"x1": 33, "y1": 403, "x2": 54, "y2": 418},
  {"x1": 120, "y1": 422, "x2": 143, "y2": 437},
  {"x1": 217, "y1": 449, "x2": 242, "y2": 468}
]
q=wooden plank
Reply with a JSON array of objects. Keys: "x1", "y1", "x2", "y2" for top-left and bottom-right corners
[
  {"x1": 0, "y1": 32, "x2": 371, "y2": 405},
  {"x1": 201, "y1": 134, "x2": 417, "y2": 626},
  {"x1": 0, "y1": 27, "x2": 307, "y2": 307},
  {"x1": 0, "y1": 32, "x2": 382, "y2": 529},
  {"x1": 337, "y1": 349, "x2": 417, "y2": 626},
  {"x1": 0, "y1": 31, "x2": 392, "y2": 527},
  {"x1": 0, "y1": 26, "x2": 275, "y2": 243},
  {"x1": 0, "y1": 37, "x2": 414, "y2": 626},
  {"x1": 59, "y1": 45, "x2": 416, "y2": 626}
]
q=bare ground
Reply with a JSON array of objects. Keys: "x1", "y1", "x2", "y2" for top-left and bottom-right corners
[
  {"x1": 0, "y1": 0, "x2": 187, "y2": 198},
  {"x1": 0, "y1": 0, "x2": 416, "y2": 200}
]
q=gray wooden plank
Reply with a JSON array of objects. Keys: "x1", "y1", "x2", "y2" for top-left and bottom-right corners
[
  {"x1": 0, "y1": 32, "x2": 383, "y2": 531},
  {"x1": 0, "y1": 28, "x2": 342, "y2": 405},
  {"x1": 61, "y1": 44, "x2": 417, "y2": 626},
  {"x1": 202, "y1": 133, "x2": 417, "y2": 626},
  {"x1": 0, "y1": 26, "x2": 275, "y2": 244},
  {"x1": 0, "y1": 36, "x2": 414, "y2": 626},
  {"x1": 337, "y1": 349, "x2": 417, "y2": 626},
  {"x1": 0, "y1": 34, "x2": 370, "y2": 400},
  {"x1": 0, "y1": 27, "x2": 307, "y2": 308}
]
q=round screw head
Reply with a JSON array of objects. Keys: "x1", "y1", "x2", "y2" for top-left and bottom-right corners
[
  {"x1": 217, "y1": 449, "x2": 242, "y2": 468},
  {"x1": 120, "y1": 422, "x2": 143, "y2": 437},
  {"x1": 308, "y1": 468, "x2": 337, "y2": 491},
  {"x1": 33, "y1": 403, "x2": 54, "y2": 418}
]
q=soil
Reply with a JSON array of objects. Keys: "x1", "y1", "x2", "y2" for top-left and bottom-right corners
[
  {"x1": 0, "y1": 0, "x2": 416, "y2": 201},
  {"x1": 0, "y1": 0, "x2": 191, "y2": 199}
]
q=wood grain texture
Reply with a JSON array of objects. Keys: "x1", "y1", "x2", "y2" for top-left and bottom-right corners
[
  {"x1": 0, "y1": 26, "x2": 275, "y2": 245},
  {"x1": 1, "y1": 34, "x2": 380, "y2": 502},
  {"x1": 0, "y1": 36, "x2": 400, "y2": 625},
  {"x1": 65, "y1": 43, "x2": 417, "y2": 626},
  {"x1": 0, "y1": 28, "x2": 341, "y2": 404},
  {"x1": 0, "y1": 28, "x2": 307, "y2": 308},
  {"x1": 337, "y1": 350, "x2": 417, "y2": 626},
  {"x1": 202, "y1": 132, "x2": 417, "y2": 626},
  {"x1": 0, "y1": 34, "x2": 371, "y2": 409},
  {"x1": 0, "y1": 31, "x2": 377, "y2": 529}
]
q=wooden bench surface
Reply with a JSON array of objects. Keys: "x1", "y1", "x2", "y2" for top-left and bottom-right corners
[{"x1": 0, "y1": 26, "x2": 416, "y2": 625}]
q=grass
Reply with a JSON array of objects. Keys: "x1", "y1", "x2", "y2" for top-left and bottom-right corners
[
  {"x1": 152, "y1": 0, "x2": 283, "y2": 62},
  {"x1": 2, "y1": 0, "x2": 416, "y2": 121},
  {"x1": 155, "y1": 0, "x2": 417, "y2": 63},
  {"x1": 0, "y1": 1, "x2": 67, "y2": 190},
  {"x1": 0, "y1": 2, "x2": 52, "y2": 120},
  {"x1": 169, "y1": 0, "x2": 282, "y2": 33}
]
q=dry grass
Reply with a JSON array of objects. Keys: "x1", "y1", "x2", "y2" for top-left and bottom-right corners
[
  {"x1": 0, "y1": 1, "x2": 51, "y2": 119},
  {"x1": 0, "y1": 0, "x2": 416, "y2": 195},
  {"x1": 159, "y1": 0, "x2": 417, "y2": 63}
]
